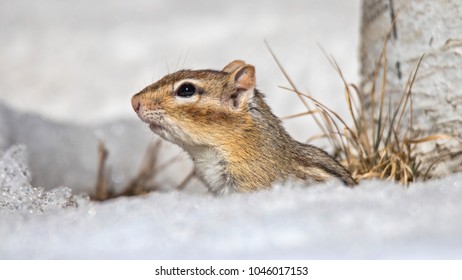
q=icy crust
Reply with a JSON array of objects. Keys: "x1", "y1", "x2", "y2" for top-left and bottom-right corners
[{"x1": 0, "y1": 145, "x2": 88, "y2": 214}]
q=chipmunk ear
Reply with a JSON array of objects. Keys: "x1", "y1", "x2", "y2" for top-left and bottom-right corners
[
  {"x1": 222, "y1": 60, "x2": 246, "y2": 73},
  {"x1": 222, "y1": 63, "x2": 256, "y2": 110}
]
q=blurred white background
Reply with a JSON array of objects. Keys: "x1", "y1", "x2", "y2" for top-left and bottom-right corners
[{"x1": 0, "y1": 0, "x2": 360, "y2": 142}]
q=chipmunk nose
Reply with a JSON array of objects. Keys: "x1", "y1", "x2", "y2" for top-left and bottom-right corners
[{"x1": 131, "y1": 96, "x2": 141, "y2": 113}]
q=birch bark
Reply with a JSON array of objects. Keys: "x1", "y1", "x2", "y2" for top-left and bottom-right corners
[{"x1": 360, "y1": 0, "x2": 462, "y2": 177}]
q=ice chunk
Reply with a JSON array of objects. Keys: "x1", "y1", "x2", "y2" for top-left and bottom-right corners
[{"x1": 0, "y1": 145, "x2": 88, "y2": 214}]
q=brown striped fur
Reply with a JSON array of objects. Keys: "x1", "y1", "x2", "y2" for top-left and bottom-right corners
[{"x1": 131, "y1": 60, "x2": 356, "y2": 194}]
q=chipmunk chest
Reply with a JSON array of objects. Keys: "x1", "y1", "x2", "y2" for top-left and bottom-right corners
[{"x1": 188, "y1": 147, "x2": 236, "y2": 194}]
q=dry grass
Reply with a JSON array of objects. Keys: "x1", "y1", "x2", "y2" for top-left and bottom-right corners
[
  {"x1": 94, "y1": 36, "x2": 459, "y2": 197},
  {"x1": 266, "y1": 40, "x2": 456, "y2": 185},
  {"x1": 92, "y1": 140, "x2": 196, "y2": 201}
]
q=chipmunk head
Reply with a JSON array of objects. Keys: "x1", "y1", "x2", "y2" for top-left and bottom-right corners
[{"x1": 131, "y1": 60, "x2": 259, "y2": 147}]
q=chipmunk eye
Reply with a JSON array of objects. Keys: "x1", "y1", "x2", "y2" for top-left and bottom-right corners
[{"x1": 176, "y1": 83, "x2": 196, "y2": 98}]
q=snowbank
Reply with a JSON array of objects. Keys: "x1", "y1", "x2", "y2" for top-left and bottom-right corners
[
  {"x1": 0, "y1": 145, "x2": 88, "y2": 214},
  {"x1": 1, "y1": 144, "x2": 461, "y2": 259},
  {"x1": 0, "y1": 102, "x2": 191, "y2": 195}
]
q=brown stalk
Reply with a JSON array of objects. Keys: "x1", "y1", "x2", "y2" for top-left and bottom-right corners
[
  {"x1": 94, "y1": 140, "x2": 109, "y2": 201},
  {"x1": 281, "y1": 110, "x2": 320, "y2": 120},
  {"x1": 176, "y1": 169, "x2": 196, "y2": 190}
]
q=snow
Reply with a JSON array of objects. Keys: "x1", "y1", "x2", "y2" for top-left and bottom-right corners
[
  {"x1": 0, "y1": 145, "x2": 88, "y2": 214},
  {"x1": 0, "y1": 102, "x2": 191, "y2": 194},
  {"x1": 1, "y1": 146, "x2": 461, "y2": 259},
  {"x1": 1, "y1": 0, "x2": 461, "y2": 260}
]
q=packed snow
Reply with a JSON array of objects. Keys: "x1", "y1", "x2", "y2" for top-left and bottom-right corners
[
  {"x1": 1, "y1": 0, "x2": 461, "y2": 260},
  {"x1": 1, "y1": 144, "x2": 462, "y2": 259}
]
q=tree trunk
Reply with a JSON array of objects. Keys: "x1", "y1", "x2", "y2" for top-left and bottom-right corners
[{"x1": 360, "y1": 0, "x2": 462, "y2": 178}]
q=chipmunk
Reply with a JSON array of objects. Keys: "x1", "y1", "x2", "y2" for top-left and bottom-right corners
[{"x1": 131, "y1": 60, "x2": 356, "y2": 194}]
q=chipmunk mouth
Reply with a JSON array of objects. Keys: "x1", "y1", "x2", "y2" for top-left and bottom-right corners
[
  {"x1": 148, "y1": 122, "x2": 165, "y2": 132},
  {"x1": 138, "y1": 110, "x2": 165, "y2": 132},
  {"x1": 148, "y1": 120, "x2": 178, "y2": 144}
]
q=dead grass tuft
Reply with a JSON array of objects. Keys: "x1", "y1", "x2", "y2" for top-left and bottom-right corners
[
  {"x1": 266, "y1": 39, "x2": 458, "y2": 185},
  {"x1": 92, "y1": 140, "x2": 196, "y2": 201}
]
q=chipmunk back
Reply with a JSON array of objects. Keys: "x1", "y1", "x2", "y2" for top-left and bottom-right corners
[{"x1": 131, "y1": 60, "x2": 356, "y2": 194}]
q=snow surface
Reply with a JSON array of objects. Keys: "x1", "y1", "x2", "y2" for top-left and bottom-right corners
[{"x1": 1, "y1": 144, "x2": 462, "y2": 259}]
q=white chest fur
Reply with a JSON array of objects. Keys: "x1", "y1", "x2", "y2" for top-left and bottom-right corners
[{"x1": 185, "y1": 146, "x2": 236, "y2": 195}]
